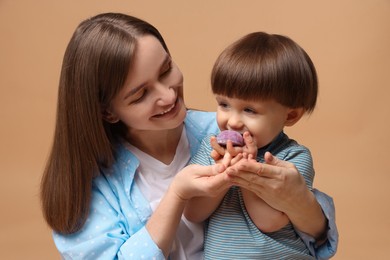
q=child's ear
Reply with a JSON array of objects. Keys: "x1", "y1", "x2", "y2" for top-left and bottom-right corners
[
  {"x1": 285, "y1": 108, "x2": 305, "y2": 126},
  {"x1": 102, "y1": 109, "x2": 119, "y2": 124}
]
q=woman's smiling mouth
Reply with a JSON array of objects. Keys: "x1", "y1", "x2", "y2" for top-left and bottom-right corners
[
  {"x1": 158, "y1": 103, "x2": 175, "y2": 115},
  {"x1": 153, "y1": 98, "x2": 182, "y2": 119}
]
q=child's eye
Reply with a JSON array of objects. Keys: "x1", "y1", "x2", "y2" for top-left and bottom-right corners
[
  {"x1": 244, "y1": 108, "x2": 256, "y2": 114},
  {"x1": 218, "y1": 102, "x2": 229, "y2": 109}
]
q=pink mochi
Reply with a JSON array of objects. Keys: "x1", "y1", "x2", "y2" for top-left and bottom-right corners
[{"x1": 216, "y1": 130, "x2": 244, "y2": 147}]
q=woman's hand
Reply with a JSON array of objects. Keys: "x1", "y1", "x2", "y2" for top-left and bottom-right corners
[
  {"x1": 171, "y1": 163, "x2": 232, "y2": 201},
  {"x1": 148, "y1": 163, "x2": 233, "y2": 257},
  {"x1": 226, "y1": 151, "x2": 327, "y2": 239},
  {"x1": 227, "y1": 152, "x2": 307, "y2": 212}
]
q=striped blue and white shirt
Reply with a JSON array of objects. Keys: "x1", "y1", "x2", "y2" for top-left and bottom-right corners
[
  {"x1": 53, "y1": 111, "x2": 337, "y2": 259},
  {"x1": 191, "y1": 132, "x2": 334, "y2": 259}
]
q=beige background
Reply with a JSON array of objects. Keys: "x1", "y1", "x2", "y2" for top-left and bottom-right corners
[{"x1": 1, "y1": 0, "x2": 389, "y2": 259}]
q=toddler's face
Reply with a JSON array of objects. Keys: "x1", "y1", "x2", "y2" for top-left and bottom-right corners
[{"x1": 215, "y1": 95, "x2": 290, "y2": 149}]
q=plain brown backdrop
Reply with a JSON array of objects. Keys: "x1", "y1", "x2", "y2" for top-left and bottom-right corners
[{"x1": 1, "y1": 0, "x2": 389, "y2": 259}]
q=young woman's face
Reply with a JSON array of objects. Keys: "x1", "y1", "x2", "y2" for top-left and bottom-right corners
[
  {"x1": 215, "y1": 95, "x2": 291, "y2": 149},
  {"x1": 109, "y1": 35, "x2": 186, "y2": 132}
]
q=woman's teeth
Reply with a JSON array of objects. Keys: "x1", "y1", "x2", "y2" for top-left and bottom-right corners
[{"x1": 158, "y1": 104, "x2": 175, "y2": 115}]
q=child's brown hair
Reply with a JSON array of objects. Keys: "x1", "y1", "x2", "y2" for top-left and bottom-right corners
[{"x1": 211, "y1": 32, "x2": 318, "y2": 113}]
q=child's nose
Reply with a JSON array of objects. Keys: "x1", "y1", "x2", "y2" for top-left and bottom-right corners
[{"x1": 227, "y1": 113, "x2": 244, "y2": 131}]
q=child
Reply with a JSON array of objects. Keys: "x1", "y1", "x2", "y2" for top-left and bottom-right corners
[{"x1": 185, "y1": 32, "x2": 319, "y2": 259}]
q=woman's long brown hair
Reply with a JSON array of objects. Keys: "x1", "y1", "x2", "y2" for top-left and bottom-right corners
[{"x1": 40, "y1": 13, "x2": 169, "y2": 234}]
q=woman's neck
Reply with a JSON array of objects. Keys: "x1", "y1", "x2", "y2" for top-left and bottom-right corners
[{"x1": 126, "y1": 124, "x2": 184, "y2": 164}]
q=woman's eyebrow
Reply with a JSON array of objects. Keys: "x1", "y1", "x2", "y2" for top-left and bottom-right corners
[{"x1": 123, "y1": 54, "x2": 171, "y2": 100}]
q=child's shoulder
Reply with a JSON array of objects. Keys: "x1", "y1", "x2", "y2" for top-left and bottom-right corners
[{"x1": 275, "y1": 133, "x2": 312, "y2": 159}]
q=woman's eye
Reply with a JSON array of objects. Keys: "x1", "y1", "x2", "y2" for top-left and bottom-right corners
[
  {"x1": 130, "y1": 90, "x2": 147, "y2": 104},
  {"x1": 160, "y1": 61, "x2": 172, "y2": 77}
]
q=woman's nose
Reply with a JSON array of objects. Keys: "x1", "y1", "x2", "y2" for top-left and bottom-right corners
[{"x1": 155, "y1": 82, "x2": 175, "y2": 105}]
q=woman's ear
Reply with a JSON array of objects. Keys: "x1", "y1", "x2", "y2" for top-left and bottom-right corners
[
  {"x1": 285, "y1": 108, "x2": 305, "y2": 127},
  {"x1": 102, "y1": 109, "x2": 119, "y2": 124}
]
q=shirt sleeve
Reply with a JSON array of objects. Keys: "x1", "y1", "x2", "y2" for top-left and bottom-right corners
[
  {"x1": 296, "y1": 189, "x2": 339, "y2": 260},
  {"x1": 283, "y1": 145, "x2": 338, "y2": 258},
  {"x1": 53, "y1": 178, "x2": 165, "y2": 260},
  {"x1": 283, "y1": 145, "x2": 315, "y2": 190}
]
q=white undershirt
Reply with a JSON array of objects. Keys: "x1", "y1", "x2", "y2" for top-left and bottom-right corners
[{"x1": 127, "y1": 129, "x2": 204, "y2": 260}]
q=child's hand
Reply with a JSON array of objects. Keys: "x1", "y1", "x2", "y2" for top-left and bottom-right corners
[
  {"x1": 241, "y1": 131, "x2": 258, "y2": 159},
  {"x1": 210, "y1": 136, "x2": 230, "y2": 161},
  {"x1": 210, "y1": 131, "x2": 257, "y2": 164},
  {"x1": 209, "y1": 141, "x2": 237, "y2": 166},
  {"x1": 220, "y1": 150, "x2": 244, "y2": 168}
]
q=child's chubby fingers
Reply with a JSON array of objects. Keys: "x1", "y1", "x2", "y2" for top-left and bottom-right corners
[
  {"x1": 211, "y1": 136, "x2": 242, "y2": 161},
  {"x1": 210, "y1": 150, "x2": 222, "y2": 162},
  {"x1": 210, "y1": 136, "x2": 226, "y2": 156},
  {"x1": 242, "y1": 131, "x2": 257, "y2": 155},
  {"x1": 221, "y1": 151, "x2": 233, "y2": 168},
  {"x1": 230, "y1": 153, "x2": 243, "y2": 165},
  {"x1": 225, "y1": 141, "x2": 244, "y2": 157}
]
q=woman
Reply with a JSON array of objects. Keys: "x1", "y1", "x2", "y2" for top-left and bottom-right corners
[{"x1": 41, "y1": 12, "x2": 337, "y2": 259}]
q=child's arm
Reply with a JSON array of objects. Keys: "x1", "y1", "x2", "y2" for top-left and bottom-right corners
[
  {"x1": 241, "y1": 145, "x2": 315, "y2": 233},
  {"x1": 184, "y1": 152, "x2": 236, "y2": 223},
  {"x1": 184, "y1": 132, "x2": 239, "y2": 223},
  {"x1": 184, "y1": 187, "x2": 229, "y2": 223},
  {"x1": 238, "y1": 134, "x2": 290, "y2": 233},
  {"x1": 241, "y1": 188, "x2": 290, "y2": 233}
]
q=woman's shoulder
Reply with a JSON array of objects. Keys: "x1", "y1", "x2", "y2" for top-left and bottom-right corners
[
  {"x1": 185, "y1": 109, "x2": 218, "y2": 133},
  {"x1": 185, "y1": 110, "x2": 219, "y2": 155},
  {"x1": 93, "y1": 141, "x2": 139, "y2": 192},
  {"x1": 186, "y1": 109, "x2": 216, "y2": 121}
]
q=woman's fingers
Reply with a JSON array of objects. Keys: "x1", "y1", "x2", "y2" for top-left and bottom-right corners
[
  {"x1": 226, "y1": 157, "x2": 309, "y2": 212},
  {"x1": 198, "y1": 164, "x2": 232, "y2": 195},
  {"x1": 195, "y1": 163, "x2": 225, "y2": 176},
  {"x1": 225, "y1": 152, "x2": 295, "y2": 179},
  {"x1": 228, "y1": 159, "x2": 279, "y2": 179},
  {"x1": 264, "y1": 151, "x2": 295, "y2": 169},
  {"x1": 230, "y1": 153, "x2": 296, "y2": 179},
  {"x1": 175, "y1": 164, "x2": 231, "y2": 199}
]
